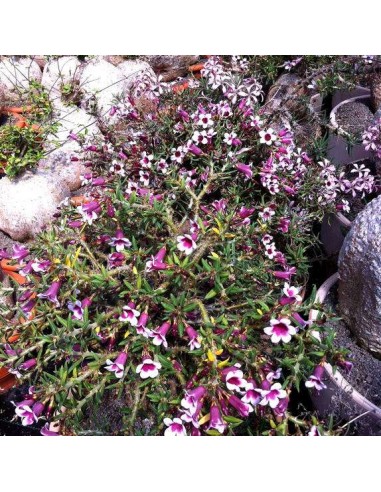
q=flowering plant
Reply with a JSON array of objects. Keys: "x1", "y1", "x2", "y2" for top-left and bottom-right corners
[{"x1": 0, "y1": 56, "x2": 373, "y2": 436}]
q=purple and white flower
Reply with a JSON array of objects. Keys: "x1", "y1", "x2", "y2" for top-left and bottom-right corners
[
  {"x1": 12, "y1": 244, "x2": 29, "y2": 262},
  {"x1": 181, "y1": 386, "x2": 206, "y2": 414},
  {"x1": 104, "y1": 352, "x2": 128, "y2": 379},
  {"x1": 119, "y1": 303, "x2": 140, "y2": 326},
  {"x1": 185, "y1": 325, "x2": 201, "y2": 350},
  {"x1": 67, "y1": 298, "x2": 91, "y2": 321},
  {"x1": 15, "y1": 400, "x2": 45, "y2": 426},
  {"x1": 151, "y1": 321, "x2": 171, "y2": 348},
  {"x1": 136, "y1": 312, "x2": 152, "y2": 338},
  {"x1": 223, "y1": 367, "x2": 247, "y2": 392},
  {"x1": 197, "y1": 113, "x2": 213, "y2": 128},
  {"x1": 164, "y1": 417, "x2": 187, "y2": 436},
  {"x1": 77, "y1": 201, "x2": 101, "y2": 225},
  {"x1": 264, "y1": 317, "x2": 297, "y2": 344},
  {"x1": 228, "y1": 394, "x2": 253, "y2": 417},
  {"x1": 108, "y1": 230, "x2": 132, "y2": 252},
  {"x1": 280, "y1": 283, "x2": 303, "y2": 305},
  {"x1": 305, "y1": 365, "x2": 327, "y2": 391},
  {"x1": 31, "y1": 258, "x2": 51, "y2": 273},
  {"x1": 208, "y1": 404, "x2": 226, "y2": 434},
  {"x1": 259, "y1": 382, "x2": 287, "y2": 409},
  {"x1": 136, "y1": 358, "x2": 162, "y2": 379},
  {"x1": 177, "y1": 234, "x2": 197, "y2": 255},
  {"x1": 241, "y1": 380, "x2": 262, "y2": 406},
  {"x1": 145, "y1": 247, "x2": 168, "y2": 272},
  {"x1": 38, "y1": 281, "x2": 61, "y2": 307}
]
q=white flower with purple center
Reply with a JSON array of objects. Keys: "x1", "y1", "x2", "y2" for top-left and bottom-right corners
[
  {"x1": 156, "y1": 159, "x2": 169, "y2": 174},
  {"x1": 259, "y1": 207, "x2": 275, "y2": 222},
  {"x1": 197, "y1": 113, "x2": 213, "y2": 128},
  {"x1": 177, "y1": 234, "x2": 197, "y2": 256},
  {"x1": 224, "y1": 368, "x2": 247, "y2": 392},
  {"x1": 264, "y1": 317, "x2": 297, "y2": 344},
  {"x1": 119, "y1": 304, "x2": 140, "y2": 326},
  {"x1": 171, "y1": 146, "x2": 186, "y2": 164},
  {"x1": 139, "y1": 170, "x2": 150, "y2": 187},
  {"x1": 192, "y1": 130, "x2": 208, "y2": 145},
  {"x1": 264, "y1": 242, "x2": 277, "y2": 260},
  {"x1": 163, "y1": 417, "x2": 187, "y2": 436},
  {"x1": 241, "y1": 381, "x2": 262, "y2": 406},
  {"x1": 126, "y1": 181, "x2": 139, "y2": 195},
  {"x1": 223, "y1": 132, "x2": 237, "y2": 146},
  {"x1": 140, "y1": 151, "x2": 153, "y2": 168},
  {"x1": 136, "y1": 358, "x2": 162, "y2": 379},
  {"x1": 261, "y1": 234, "x2": 273, "y2": 245},
  {"x1": 108, "y1": 230, "x2": 132, "y2": 252},
  {"x1": 259, "y1": 128, "x2": 277, "y2": 146},
  {"x1": 281, "y1": 282, "x2": 302, "y2": 304},
  {"x1": 109, "y1": 160, "x2": 126, "y2": 176},
  {"x1": 259, "y1": 383, "x2": 287, "y2": 409},
  {"x1": 104, "y1": 352, "x2": 128, "y2": 379}
]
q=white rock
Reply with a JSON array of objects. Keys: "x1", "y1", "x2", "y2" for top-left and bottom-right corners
[
  {"x1": 41, "y1": 56, "x2": 82, "y2": 99},
  {"x1": 118, "y1": 59, "x2": 154, "y2": 87},
  {"x1": 0, "y1": 173, "x2": 70, "y2": 241},
  {"x1": 0, "y1": 58, "x2": 42, "y2": 92},
  {"x1": 46, "y1": 100, "x2": 101, "y2": 147},
  {"x1": 79, "y1": 58, "x2": 152, "y2": 121}
]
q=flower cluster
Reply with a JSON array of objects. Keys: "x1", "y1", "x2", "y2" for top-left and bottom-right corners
[{"x1": 0, "y1": 55, "x2": 371, "y2": 436}]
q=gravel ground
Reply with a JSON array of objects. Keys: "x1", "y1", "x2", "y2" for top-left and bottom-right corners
[{"x1": 335, "y1": 101, "x2": 374, "y2": 136}]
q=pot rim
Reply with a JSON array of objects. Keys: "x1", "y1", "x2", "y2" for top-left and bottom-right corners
[
  {"x1": 309, "y1": 272, "x2": 381, "y2": 420},
  {"x1": 330, "y1": 94, "x2": 371, "y2": 134}
]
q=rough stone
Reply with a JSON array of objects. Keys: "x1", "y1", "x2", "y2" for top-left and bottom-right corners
[
  {"x1": 0, "y1": 173, "x2": 70, "y2": 241},
  {"x1": 41, "y1": 56, "x2": 82, "y2": 101},
  {"x1": 79, "y1": 58, "x2": 152, "y2": 121},
  {"x1": 338, "y1": 194, "x2": 381, "y2": 357},
  {"x1": 0, "y1": 58, "x2": 42, "y2": 93},
  {"x1": 38, "y1": 101, "x2": 101, "y2": 191},
  {"x1": 143, "y1": 55, "x2": 199, "y2": 82},
  {"x1": 265, "y1": 73, "x2": 305, "y2": 114},
  {"x1": 80, "y1": 58, "x2": 125, "y2": 118}
]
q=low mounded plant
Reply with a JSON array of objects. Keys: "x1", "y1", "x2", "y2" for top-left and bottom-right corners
[{"x1": 0, "y1": 56, "x2": 376, "y2": 436}]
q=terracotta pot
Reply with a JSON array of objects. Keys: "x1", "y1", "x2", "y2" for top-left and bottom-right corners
[
  {"x1": 0, "y1": 367, "x2": 16, "y2": 394},
  {"x1": 308, "y1": 273, "x2": 381, "y2": 430},
  {"x1": 0, "y1": 259, "x2": 37, "y2": 392}
]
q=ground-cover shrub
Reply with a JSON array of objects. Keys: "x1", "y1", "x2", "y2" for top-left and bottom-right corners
[
  {"x1": 0, "y1": 81, "x2": 57, "y2": 178},
  {"x1": 0, "y1": 56, "x2": 375, "y2": 436}
]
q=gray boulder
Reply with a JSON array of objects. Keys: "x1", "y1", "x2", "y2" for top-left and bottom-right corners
[
  {"x1": 144, "y1": 55, "x2": 199, "y2": 81},
  {"x1": 338, "y1": 195, "x2": 381, "y2": 357}
]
